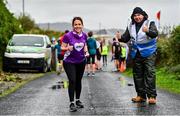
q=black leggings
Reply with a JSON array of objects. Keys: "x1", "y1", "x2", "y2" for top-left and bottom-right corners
[
  {"x1": 63, "y1": 60, "x2": 86, "y2": 102},
  {"x1": 102, "y1": 55, "x2": 107, "y2": 66}
]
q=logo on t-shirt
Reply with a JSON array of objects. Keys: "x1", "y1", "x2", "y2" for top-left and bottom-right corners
[{"x1": 74, "y1": 42, "x2": 84, "y2": 51}]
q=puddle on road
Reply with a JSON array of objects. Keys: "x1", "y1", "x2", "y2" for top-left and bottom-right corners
[
  {"x1": 119, "y1": 77, "x2": 126, "y2": 87},
  {"x1": 118, "y1": 77, "x2": 134, "y2": 87},
  {"x1": 127, "y1": 83, "x2": 133, "y2": 86},
  {"x1": 136, "y1": 102, "x2": 147, "y2": 107},
  {"x1": 89, "y1": 106, "x2": 95, "y2": 110},
  {"x1": 50, "y1": 80, "x2": 69, "y2": 90},
  {"x1": 51, "y1": 85, "x2": 62, "y2": 89},
  {"x1": 132, "y1": 102, "x2": 159, "y2": 114}
]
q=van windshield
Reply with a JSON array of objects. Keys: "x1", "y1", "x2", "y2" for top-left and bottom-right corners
[{"x1": 9, "y1": 36, "x2": 44, "y2": 47}]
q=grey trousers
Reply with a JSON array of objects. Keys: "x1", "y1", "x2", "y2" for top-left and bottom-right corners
[{"x1": 133, "y1": 51, "x2": 157, "y2": 98}]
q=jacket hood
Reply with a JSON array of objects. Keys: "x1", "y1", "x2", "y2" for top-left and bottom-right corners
[{"x1": 131, "y1": 7, "x2": 148, "y2": 24}]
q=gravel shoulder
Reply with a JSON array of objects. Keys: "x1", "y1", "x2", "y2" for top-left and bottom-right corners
[{"x1": 0, "y1": 72, "x2": 46, "y2": 97}]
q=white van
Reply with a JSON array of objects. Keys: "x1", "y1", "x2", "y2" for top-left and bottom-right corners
[{"x1": 3, "y1": 34, "x2": 52, "y2": 72}]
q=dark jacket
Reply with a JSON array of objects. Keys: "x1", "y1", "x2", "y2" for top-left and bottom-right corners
[{"x1": 119, "y1": 21, "x2": 158, "y2": 43}]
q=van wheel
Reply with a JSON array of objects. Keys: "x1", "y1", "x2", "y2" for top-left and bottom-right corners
[
  {"x1": 2, "y1": 58, "x2": 9, "y2": 72},
  {"x1": 47, "y1": 64, "x2": 51, "y2": 72},
  {"x1": 41, "y1": 62, "x2": 48, "y2": 73},
  {"x1": 3, "y1": 65, "x2": 9, "y2": 72}
]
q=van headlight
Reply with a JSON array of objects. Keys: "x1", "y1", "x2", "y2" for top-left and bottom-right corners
[{"x1": 5, "y1": 48, "x2": 11, "y2": 53}]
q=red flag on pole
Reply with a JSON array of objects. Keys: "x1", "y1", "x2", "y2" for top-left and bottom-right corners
[
  {"x1": 156, "y1": 11, "x2": 161, "y2": 33},
  {"x1": 156, "y1": 11, "x2": 161, "y2": 21}
]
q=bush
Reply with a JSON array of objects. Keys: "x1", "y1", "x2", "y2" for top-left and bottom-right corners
[
  {"x1": 157, "y1": 25, "x2": 180, "y2": 66},
  {"x1": 169, "y1": 25, "x2": 180, "y2": 65},
  {"x1": 167, "y1": 64, "x2": 180, "y2": 80},
  {"x1": 156, "y1": 37, "x2": 170, "y2": 66}
]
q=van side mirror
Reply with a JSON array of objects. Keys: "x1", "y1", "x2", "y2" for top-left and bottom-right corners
[{"x1": 46, "y1": 44, "x2": 51, "y2": 48}]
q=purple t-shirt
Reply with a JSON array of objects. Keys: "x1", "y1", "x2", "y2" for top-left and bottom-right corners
[{"x1": 63, "y1": 31, "x2": 87, "y2": 63}]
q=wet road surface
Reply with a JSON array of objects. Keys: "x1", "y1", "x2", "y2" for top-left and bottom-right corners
[{"x1": 0, "y1": 65, "x2": 180, "y2": 115}]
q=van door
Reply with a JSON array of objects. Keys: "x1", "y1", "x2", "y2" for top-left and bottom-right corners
[{"x1": 45, "y1": 36, "x2": 52, "y2": 66}]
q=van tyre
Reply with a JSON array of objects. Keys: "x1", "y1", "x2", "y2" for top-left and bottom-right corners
[
  {"x1": 2, "y1": 58, "x2": 9, "y2": 72},
  {"x1": 47, "y1": 64, "x2": 51, "y2": 72},
  {"x1": 3, "y1": 64, "x2": 9, "y2": 72},
  {"x1": 41, "y1": 62, "x2": 48, "y2": 73}
]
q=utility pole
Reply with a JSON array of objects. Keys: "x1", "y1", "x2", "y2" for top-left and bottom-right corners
[
  {"x1": 47, "y1": 23, "x2": 50, "y2": 30},
  {"x1": 99, "y1": 22, "x2": 101, "y2": 35},
  {"x1": 22, "y1": 0, "x2": 25, "y2": 16}
]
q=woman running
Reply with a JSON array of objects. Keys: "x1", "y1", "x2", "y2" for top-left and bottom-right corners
[{"x1": 61, "y1": 17, "x2": 89, "y2": 112}]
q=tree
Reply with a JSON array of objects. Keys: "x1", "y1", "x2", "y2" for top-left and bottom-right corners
[
  {"x1": 18, "y1": 14, "x2": 36, "y2": 32},
  {"x1": 0, "y1": 0, "x2": 23, "y2": 56}
]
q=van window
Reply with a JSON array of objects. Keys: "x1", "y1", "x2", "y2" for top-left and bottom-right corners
[
  {"x1": 45, "y1": 36, "x2": 51, "y2": 45},
  {"x1": 9, "y1": 36, "x2": 44, "y2": 47}
]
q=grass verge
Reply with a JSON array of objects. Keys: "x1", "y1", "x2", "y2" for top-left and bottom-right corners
[
  {"x1": 122, "y1": 68, "x2": 180, "y2": 94},
  {"x1": 156, "y1": 68, "x2": 180, "y2": 94}
]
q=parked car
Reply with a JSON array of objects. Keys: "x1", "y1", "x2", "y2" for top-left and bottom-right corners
[{"x1": 3, "y1": 34, "x2": 52, "y2": 72}]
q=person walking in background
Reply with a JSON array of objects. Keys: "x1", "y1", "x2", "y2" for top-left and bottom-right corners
[
  {"x1": 51, "y1": 37, "x2": 57, "y2": 45},
  {"x1": 119, "y1": 7, "x2": 158, "y2": 104},
  {"x1": 119, "y1": 43, "x2": 127, "y2": 72},
  {"x1": 101, "y1": 38, "x2": 108, "y2": 67},
  {"x1": 111, "y1": 38, "x2": 116, "y2": 62},
  {"x1": 124, "y1": 43, "x2": 129, "y2": 62},
  {"x1": 61, "y1": 17, "x2": 89, "y2": 112},
  {"x1": 95, "y1": 38, "x2": 102, "y2": 71},
  {"x1": 86, "y1": 31, "x2": 97, "y2": 77},
  {"x1": 112, "y1": 31, "x2": 121, "y2": 72},
  {"x1": 59, "y1": 30, "x2": 69, "y2": 65},
  {"x1": 54, "y1": 39, "x2": 62, "y2": 75}
]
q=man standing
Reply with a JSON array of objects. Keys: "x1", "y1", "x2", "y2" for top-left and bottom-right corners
[{"x1": 119, "y1": 7, "x2": 158, "y2": 104}]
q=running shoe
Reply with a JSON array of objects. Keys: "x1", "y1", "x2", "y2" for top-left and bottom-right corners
[
  {"x1": 76, "y1": 100, "x2": 84, "y2": 108},
  {"x1": 69, "y1": 103, "x2": 77, "y2": 112}
]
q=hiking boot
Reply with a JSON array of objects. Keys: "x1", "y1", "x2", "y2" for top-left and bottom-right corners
[
  {"x1": 132, "y1": 96, "x2": 146, "y2": 102},
  {"x1": 69, "y1": 103, "x2": 77, "y2": 112},
  {"x1": 148, "y1": 97, "x2": 156, "y2": 104},
  {"x1": 76, "y1": 100, "x2": 84, "y2": 108}
]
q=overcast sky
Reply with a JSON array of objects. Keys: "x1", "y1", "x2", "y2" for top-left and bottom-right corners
[{"x1": 6, "y1": 0, "x2": 180, "y2": 30}]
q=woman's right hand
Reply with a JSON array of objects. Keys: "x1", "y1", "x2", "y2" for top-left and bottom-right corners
[{"x1": 85, "y1": 52, "x2": 89, "y2": 57}]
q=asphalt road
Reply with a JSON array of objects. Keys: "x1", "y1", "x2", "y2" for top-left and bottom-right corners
[{"x1": 0, "y1": 64, "x2": 180, "y2": 115}]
